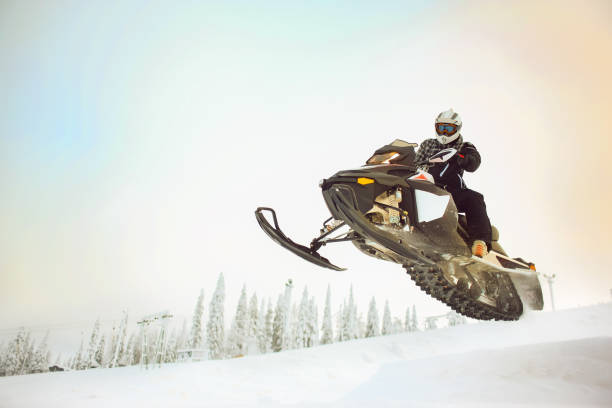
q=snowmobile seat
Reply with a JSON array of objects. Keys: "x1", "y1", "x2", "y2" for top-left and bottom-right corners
[{"x1": 457, "y1": 214, "x2": 506, "y2": 255}]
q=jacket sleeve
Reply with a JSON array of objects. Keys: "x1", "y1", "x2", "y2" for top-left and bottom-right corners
[
  {"x1": 414, "y1": 139, "x2": 435, "y2": 164},
  {"x1": 459, "y1": 142, "x2": 481, "y2": 172}
]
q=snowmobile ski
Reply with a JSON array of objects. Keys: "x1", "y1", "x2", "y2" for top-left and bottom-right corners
[{"x1": 255, "y1": 207, "x2": 347, "y2": 271}]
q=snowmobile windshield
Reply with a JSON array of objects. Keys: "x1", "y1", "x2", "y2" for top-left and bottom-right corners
[{"x1": 367, "y1": 151, "x2": 400, "y2": 165}]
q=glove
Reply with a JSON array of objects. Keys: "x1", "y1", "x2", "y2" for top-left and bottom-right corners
[
  {"x1": 456, "y1": 153, "x2": 469, "y2": 169},
  {"x1": 456, "y1": 144, "x2": 481, "y2": 172}
]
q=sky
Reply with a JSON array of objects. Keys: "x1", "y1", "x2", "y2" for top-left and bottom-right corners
[{"x1": 1, "y1": 0, "x2": 612, "y2": 349}]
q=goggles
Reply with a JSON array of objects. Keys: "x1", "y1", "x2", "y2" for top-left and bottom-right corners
[{"x1": 436, "y1": 123, "x2": 458, "y2": 136}]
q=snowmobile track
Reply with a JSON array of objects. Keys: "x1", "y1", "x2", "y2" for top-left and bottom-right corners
[{"x1": 404, "y1": 264, "x2": 522, "y2": 321}]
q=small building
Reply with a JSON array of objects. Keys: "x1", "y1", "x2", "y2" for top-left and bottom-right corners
[{"x1": 176, "y1": 349, "x2": 207, "y2": 363}]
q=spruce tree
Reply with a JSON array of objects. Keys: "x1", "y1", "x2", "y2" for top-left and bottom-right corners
[
  {"x1": 106, "y1": 324, "x2": 118, "y2": 367},
  {"x1": 227, "y1": 285, "x2": 249, "y2": 357},
  {"x1": 320, "y1": 286, "x2": 334, "y2": 345},
  {"x1": 295, "y1": 287, "x2": 310, "y2": 349},
  {"x1": 87, "y1": 319, "x2": 101, "y2": 368},
  {"x1": 164, "y1": 329, "x2": 178, "y2": 363},
  {"x1": 263, "y1": 299, "x2": 274, "y2": 352},
  {"x1": 123, "y1": 333, "x2": 136, "y2": 366},
  {"x1": 30, "y1": 331, "x2": 50, "y2": 373},
  {"x1": 271, "y1": 295, "x2": 285, "y2": 352},
  {"x1": 307, "y1": 297, "x2": 319, "y2": 348},
  {"x1": 247, "y1": 293, "x2": 259, "y2": 354},
  {"x1": 365, "y1": 297, "x2": 380, "y2": 338},
  {"x1": 404, "y1": 307, "x2": 411, "y2": 332},
  {"x1": 109, "y1": 312, "x2": 128, "y2": 368},
  {"x1": 0, "y1": 340, "x2": 5, "y2": 373},
  {"x1": 21, "y1": 332, "x2": 34, "y2": 374},
  {"x1": 381, "y1": 300, "x2": 392, "y2": 335},
  {"x1": 95, "y1": 335, "x2": 106, "y2": 367},
  {"x1": 392, "y1": 317, "x2": 403, "y2": 334},
  {"x1": 281, "y1": 280, "x2": 294, "y2": 350},
  {"x1": 336, "y1": 302, "x2": 346, "y2": 342},
  {"x1": 4, "y1": 328, "x2": 29, "y2": 375},
  {"x1": 411, "y1": 304, "x2": 419, "y2": 331},
  {"x1": 289, "y1": 303, "x2": 299, "y2": 349},
  {"x1": 207, "y1": 273, "x2": 226, "y2": 359},
  {"x1": 74, "y1": 338, "x2": 85, "y2": 370},
  {"x1": 345, "y1": 286, "x2": 358, "y2": 340},
  {"x1": 256, "y1": 298, "x2": 268, "y2": 354},
  {"x1": 189, "y1": 289, "x2": 205, "y2": 349}
]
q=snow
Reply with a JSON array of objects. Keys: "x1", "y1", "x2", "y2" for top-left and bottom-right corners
[{"x1": 1, "y1": 304, "x2": 611, "y2": 407}]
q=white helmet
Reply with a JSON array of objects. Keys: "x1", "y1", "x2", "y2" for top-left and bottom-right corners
[{"x1": 435, "y1": 108, "x2": 462, "y2": 144}]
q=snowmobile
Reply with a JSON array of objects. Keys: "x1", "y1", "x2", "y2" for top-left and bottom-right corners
[{"x1": 255, "y1": 139, "x2": 544, "y2": 321}]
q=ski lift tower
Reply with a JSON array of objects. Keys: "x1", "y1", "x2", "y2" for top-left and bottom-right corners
[{"x1": 137, "y1": 310, "x2": 174, "y2": 369}]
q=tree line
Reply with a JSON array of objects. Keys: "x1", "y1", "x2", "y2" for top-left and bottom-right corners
[{"x1": 0, "y1": 273, "x2": 466, "y2": 376}]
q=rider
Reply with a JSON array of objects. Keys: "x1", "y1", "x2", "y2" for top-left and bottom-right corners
[{"x1": 414, "y1": 108, "x2": 492, "y2": 257}]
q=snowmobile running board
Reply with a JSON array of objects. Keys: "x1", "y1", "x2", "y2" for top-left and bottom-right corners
[{"x1": 255, "y1": 207, "x2": 347, "y2": 271}]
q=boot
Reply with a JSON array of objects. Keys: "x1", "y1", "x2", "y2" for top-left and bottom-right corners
[{"x1": 471, "y1": 240, "x2": 487, "y2": 258}]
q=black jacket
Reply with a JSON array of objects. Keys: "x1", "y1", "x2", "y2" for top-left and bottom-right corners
[{"x1": 415, "y1": 136, "x2": 481, "y2": 189}]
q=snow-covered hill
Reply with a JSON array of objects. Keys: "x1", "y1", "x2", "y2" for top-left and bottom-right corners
[{"x1": 2, "y1": 304, "x2": 611, "y2": 407}]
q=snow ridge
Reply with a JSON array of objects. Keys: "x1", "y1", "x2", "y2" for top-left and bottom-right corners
[{"x1": 1, "y1": 304, "x2": 611, "y2": 407}]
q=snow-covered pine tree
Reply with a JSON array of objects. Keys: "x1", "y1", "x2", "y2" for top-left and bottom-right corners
[
  {"x1": 87, "y1": 319, "x2": 101, "y2": 369},
  {"x1": 0, "y1": 340, "x2": 5, "y2": 373},
  {"x1": 4, "y1": 328, "x2": 29, "y2": 376},
  {"x1": 289, "y1": 303, "x2": 299, "y2": 349},
  {"x1": 320, "y1": 286, "x2": 334, "y2": 345},
  {"x1": 106, "y1": 324, "x2": 118, "y2": 367},
  {"x1": 189, "y1": 289, "x2": 205, "y2": 349},
  {"x1": 207, "y1": 273, "x2": 225, "y2": 360},
  {"x1": 263, "y1": 299, "x2": 274, "y2": 353},
  {"x1": 65, "y1": 356, "x2": 74, "y2": 371},
  {"x1": 122, "y1": 333, "x2": 136, "y2": 366},
  {"x1": 164, "y1": 328, "x2": 178, "y2": 363},
  {"x1": 404, "y1": 307, "x2": 410, "y2": 332},
  {"x1": 74, "y1": 337, "x2": 85, "y2": 370},
  {"x1": 109, "y1": 311, "x2": 128, "y2": 368},
  {"x1": 392, "y1": 317, "x2": 403, "y2": 334},
  {"x1": 247, "y1": 292, "x2": 259, "y2": 355},
  {"x1": 26, "y1": 333, "x2": 35, "y2": 373},
  {"x1": 18, "y1": 332, "x2": 34, "y2": 374},
  {"x1": 411, "y1": 304, "x2": 419, "y2": 331},
  {"x1": 336, "y1": 302, "x2": 346, "y2": 342},
  {"x1": 0, "y1": 340, "x2": 5, "y2": 372},
  {"x1": 271, "y1": 294, "x2": 285, "y2": 352},
  {"x1": 281, "y1": 280, "x2": 294, "y2": 351},
  {"x1": 307, "y1": 296, "x2": 319, "y2": 348},
  {"x1": 365, "y1": 297, "x2": 380, "y2": 338},
  {"x1": 381, "y1": 301, "x2": 392, "y2": 335},
  {"x1": 256, "y1": 298, "x2": 268, "y2": 354},
  {"x1": 295, "y1": 287, "x2": 310, "y2": 349},
  {"x1": 95, "y1": 335, "x2": 106, "y2": 367},
  {"x1": 31, "y1": 331, "x2": 50, "y2": 373},
  {"x1": 344, "y1": 286, "x2": 359, "y2": 340},
  {"x1": 358, "y1": 312, "x2": 366, "y2": 338},
  {"x1": 227, "y1": 285, "x2": 249, "y2": 357}
]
